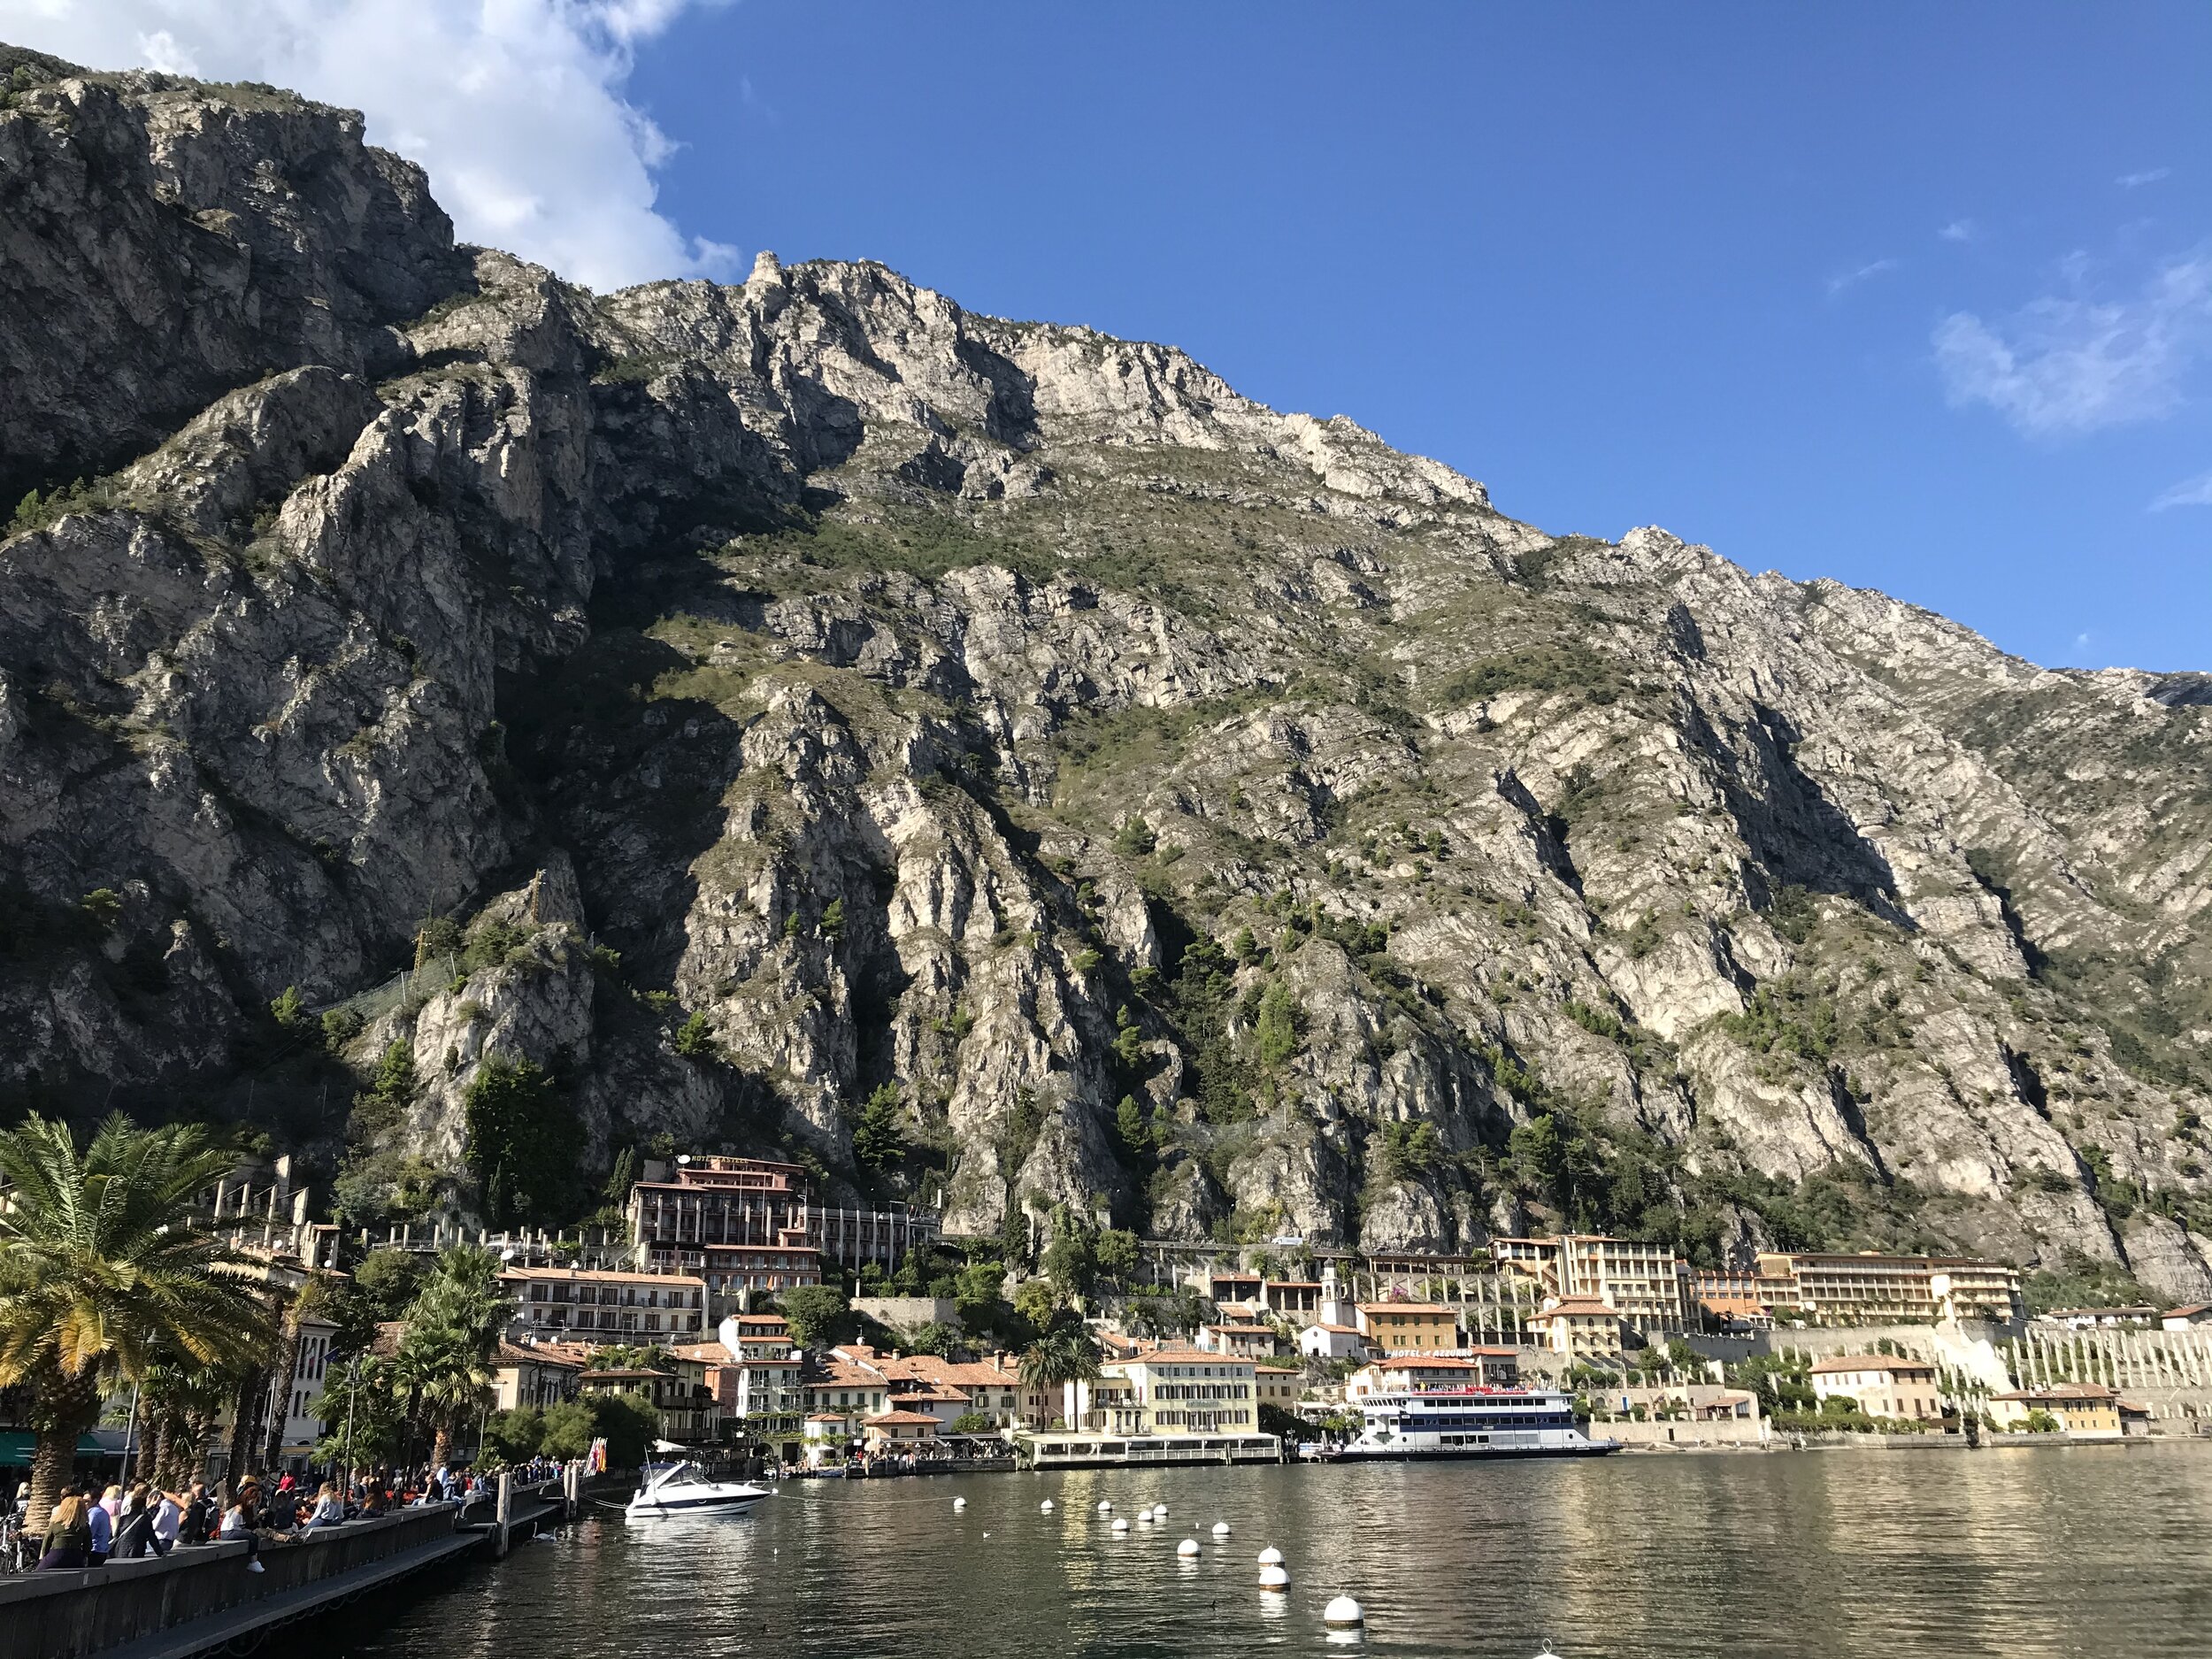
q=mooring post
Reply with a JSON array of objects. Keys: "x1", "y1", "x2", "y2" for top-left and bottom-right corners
[{"x1": 495, "y1": 1469, "x2": 513, "y2": 1558}]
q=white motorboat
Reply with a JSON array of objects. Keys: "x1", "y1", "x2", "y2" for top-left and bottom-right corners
[{"x1": 625, "y1": 1461, "x2": 771, "y2": 1517}]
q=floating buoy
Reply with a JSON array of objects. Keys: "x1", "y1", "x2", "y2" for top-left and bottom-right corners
[
  {"x1": 1111, "y1": 1517, "x2": 1130, "y2": 1533},
  {"x1": 1257, "y1": 1546, "x2": 1286, "y2": 1566},
  {"x1": 1212, "y1": 1521, "x2": 1231, "y2": 1538},
  {"x1": 1259, "y1": 1563, "x2": 1291, "y2": 1589},
  {"x1": 1154, "y1": 1503, "x2": 1169, "y2": 1518},
  {"x1": 1178, "y1": 1537, "x2": 1201, "y2": 1558},
  {"x1": 1325, "y1": 1595, "x2": 1365, "y2": 1629},
  {"x1": 1137, "y1": 1509, "x2": 1153, "y2": 1525},
  {"x1": 1097, "y1": 1500, "x2": 1113, "y2": 1513},
  {"x1": 1041, "y1": 1500, "x2": 1054, "y2": 1513},
  {"x1": 953, "y1": 1496, "x2": 966, "y2": 1509}
]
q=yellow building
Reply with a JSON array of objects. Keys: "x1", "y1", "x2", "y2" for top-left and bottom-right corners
[
  {"x1": 1809, "y1": 1355, "x2": 1944, "y2": 1421},
  {"x1": 1073, "y1": 1348, "x2": 1258, "y2": 1435},
  {"x1": 1253, "y1": 1363, "x2": 1302, "y2": 1409},
  {"x1": 1492, "y1": 1235, "x2": 1690, "y2": 1334},
  {"x1": 1354, "y1": 1302, "x2": 1460, "y2": 1354},
  {"x1": 1990, "y1": 1383, "x2": 2123, "y2": 1439},
  {"x1": 1526, "y1": 1297, "x2": 1624, "y2": 1362},
  {"x1": 1754, "y1": 1252, "x2": 2023, "y2": 1325}
]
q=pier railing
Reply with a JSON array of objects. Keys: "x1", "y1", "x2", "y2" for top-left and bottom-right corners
[{"x1": 2, "y1": 1503, "x2": 466, "y2": 1659}]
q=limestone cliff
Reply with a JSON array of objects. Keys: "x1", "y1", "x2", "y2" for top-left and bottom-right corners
[{"x1": 4, "y1": 50, "x2": 2209, "y2": 1294}]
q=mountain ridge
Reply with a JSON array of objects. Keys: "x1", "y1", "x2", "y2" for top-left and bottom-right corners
[{"x1": 4, "y1": 50, "x2": 2210, "y2": 1302}]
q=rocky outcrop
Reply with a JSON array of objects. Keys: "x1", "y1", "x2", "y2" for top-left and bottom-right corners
[{"x1": 3, "y1": 50, "x2": 2210, "y2": 1294}]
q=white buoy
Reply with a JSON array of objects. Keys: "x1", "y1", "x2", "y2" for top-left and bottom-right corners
[
  {"x1": 1111, "y1": 1517, "x2": 1129, "y2": 1533},
  {"x1": 1137, "y1": 1509, "x2": 1153, "y2": 1525},
  {"x1": 1041, "y1": 1499, "x2": 1054, "y2": 1513},
  {"x1": 1154, "y1": 1503, "x2": 1168, "y2": 1518},
  {"x1": 1257, "y1": 1546, "x2": 1286, "y2": 1566},
  {"x1": 1212, "y1": 1521, "x2": 1231, "y2": 1538},
  {"x1": 1259, "y1": 1563, "x2": 1291, "y2": 1589},
  {"x1": 1097, "y1": 1500, "x2": 1113, "y2": 1513},
  {"x1": 953, "y1": 1496, "x2": 966, "y2": 1509},
  {"x1": 1178, "y1": 1537, "x2": 1201, "y2": 1558},
  {"x1": 1325, "y1": 1595, "x2": 1365, "y2": 1629}
]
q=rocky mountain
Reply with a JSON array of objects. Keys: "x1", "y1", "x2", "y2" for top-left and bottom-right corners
[{"x1": 5, "y1": 49, "x2": 2211, "y2": 1295}]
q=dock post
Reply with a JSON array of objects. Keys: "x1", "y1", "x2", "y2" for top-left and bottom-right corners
[{"x1": 495, "y1": 1470, "x2": 513, "y2": 1558}]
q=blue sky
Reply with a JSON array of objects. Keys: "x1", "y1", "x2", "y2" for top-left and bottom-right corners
[
  {"x1": 624, "y1": 3, "x2": 2211, "y2": 672},
  {"x1": 12, "y1": 3, "x2": 2207, "y2": 671}
]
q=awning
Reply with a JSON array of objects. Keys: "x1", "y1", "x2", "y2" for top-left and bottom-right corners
[{"x1": 0, "y1": 1432, "x2": 116, "y2": 1465}]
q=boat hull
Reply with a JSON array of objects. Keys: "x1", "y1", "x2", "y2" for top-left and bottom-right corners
[
  {"x1": 1330, "y1": 1440, "x2": 1619, "y2": 1462},
  {"x1": 626, "y1": 1491, "x2": 768, "y2": 1517}
]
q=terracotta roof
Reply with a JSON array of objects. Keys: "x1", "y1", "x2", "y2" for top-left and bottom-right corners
[
  {"x1": 1302, "y1": 1322, "x2": 1363, "y2": 1335},
  {"x1": 864, "y1": 1410, "x2": 943, "y2": 1428},
  {"x1": 580, "y1": 1367, "x2": 672, "y2": 1382},
  {"x1": 667, "y1": 1341, "x2": 737, "y2": 1364},
  {"x1": 1532, "y1": 1298, "x2": 1617, "y2": 1317},
  {"x1": 494, "y1": 1341, "x2": 583, "y2": 1369},
  {"x1": 1810, "y1": 1355, "x2": 1934, "y2": 1374},
  {"x1": 2163, "y1": 1303, "x2": 2212, "y2": 1318},
  {"x1": 805, "y1": 1412, "x2": 849, "y2": 1424}
]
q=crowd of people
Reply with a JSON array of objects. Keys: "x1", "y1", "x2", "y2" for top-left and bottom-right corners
[{"x1": 4, "y1": 1458, "x2": 571, "y2": 1574}]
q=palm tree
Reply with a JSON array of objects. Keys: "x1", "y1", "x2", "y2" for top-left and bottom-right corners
[
  {"x1": 260, "y1": 1270, "x2": 333, "y2": 1472},
  {"x1": 395, "y1": 1246, "x2": 506, "y2": 1466},
  {"x1": 1018, "y1": 1313, "x2": 1102, "y2": 1429},
  {"x1": 0, "y1": 1114, "x2": 270, "y2": 1530}
]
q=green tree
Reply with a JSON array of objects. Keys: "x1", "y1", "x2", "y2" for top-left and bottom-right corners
[
  {"x1": 672, "y1": 1011, "x2": 717, "y2": 1058},
  {"x1": 1041, "y1": 1208, "x2": 1098, "y2": 1304},
  {"x1": 538, "y1": 1397, "x2": 599, "y2": 1461},
  {"x1": 949, "y1": 1409, "x2": 995, "y2": 1434},
  {"x1": 1095, "y1": 1227, "x2": 1140, "y2": 1284},
  {"x1": 0, "y1": 1115, "x2": 271, "y2": 1530},
  {"x1": 1114, "y1": 1094, "x2": 1149, "y2": 1157},
  {"x1": 820, "y1": 898, "x2": 846, "y2": 940},
  {"x1": 852, "y1": 1084, "x2": 907, "y2": 1179},
  {"x1": 905, "y1": 1321, "x2": 961, "y2": 1357},
  {"x1": 589, "y1": 1390, "x2": 658, "y2": 1468},
  {"x1": 780, "y1": 1285, "x2": 852, "y2": 1350},
  {"x1": 1012, "y1": 1279, "x2": 1059, "y2": 1330},
  {"x1": 395, "y1": 1246, "x2": 506, "y2": 1467},
  {"x1": 270, "y1": 985, "x2": 309, "y2": 1028},
  {"x1": 485, "y1": 1405, "x2": 544, "y2": 1462},
  {"x1": 464, "y1": 1054, "x2": 582, "y2": 1227},
  {"x1": 1254, "y1": 981, "x2": 1302, "y2": 1068}
]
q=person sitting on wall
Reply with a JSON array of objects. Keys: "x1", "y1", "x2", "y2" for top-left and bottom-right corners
[
  {"x1": 309, "y1": 1482, "x2": 347, "y2": 1528},
  {"x1": 35, "y1": 1491, "x2": 93, "y2": 1571},
  {"x1": 219, "y1": 1479, "x2": 267, "y2": 1573}
]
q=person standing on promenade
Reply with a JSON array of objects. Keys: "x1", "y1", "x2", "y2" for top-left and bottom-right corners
[
  {"x1": 111, "y1": 1486, "x2": 154, "y2": 1560},
  {"x1": 86, "y1": 1481, "x2": 112, "y2": 1564}
]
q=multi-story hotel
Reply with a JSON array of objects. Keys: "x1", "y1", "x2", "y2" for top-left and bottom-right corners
[
  {"x1": 1754, "y1": 1251, "x2": 2024, "y2": 1326},
  {"x1": 501, "y1": 1265, "x2": 709, "y2": 1342},
  {"x1": 1070, "y1": 1348, "x2": 1260, "y2": 1436},
  {"x1": 1491, "y1": 1235, "x2": 1691, "y2": 1334},
  {"x1": 626, "y1": 1155, "x2": 940, "y2": 1313}
]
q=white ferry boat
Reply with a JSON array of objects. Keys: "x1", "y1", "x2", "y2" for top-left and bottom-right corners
[{"x1": 1333, "y1": 1386, "x2": 1617, "y2": 1461}]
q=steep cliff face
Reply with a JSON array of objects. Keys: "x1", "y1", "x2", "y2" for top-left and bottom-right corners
[{"x1": 4, "y1": 53, "x2": 2209, "y2": 1293}]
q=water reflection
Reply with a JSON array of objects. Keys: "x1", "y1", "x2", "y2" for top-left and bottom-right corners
[{"x1": 334, "y1": 1444, "x2": 2212, "y2": 1659}]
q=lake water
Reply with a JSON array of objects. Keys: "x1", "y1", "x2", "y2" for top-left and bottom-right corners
[{"x1": 333, "y1": 1443, "x2": 2212, "y2": 1657}]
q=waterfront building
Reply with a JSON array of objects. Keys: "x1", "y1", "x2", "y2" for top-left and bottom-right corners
[
  {"x1": 490, "y1": 1341, "x2": 583, "y2": 1411},
  {"x1": 1491, "y1": 1234, "x2": 1692, "y2": 1335},
  {"x1": 1688, "y1": 1270, "x2": 1787, "y2": 1332},
  {"x1": 1070, "y1": 1348, "x2": 1259, "y2": 1435},
  {"x1": 1752, "y1": 1251, "x2": 2024, "y2": 1325},
  {"x1": 1809, "y1": 1355, "x2": 1943, "y2": 1421},
  {"x1": 501, "y1": 1265, "x2": 708, "y2": 1342},
  {"x1": 1298, "y1": 1321, "x2": 1367, "y2": 1360},
  {"x1": 1989, "y1": 1382, "x2": 2124, "y2": 1438},
  {"x1": 1346, "y1": 1352, "x2": 1520, "y2": 1400},
  {"x1": 1354, "y1": 1302, "x2": 1460, "y2": 1354},
  {"x1": 1594, "y1": 1384, "x2": 1768, "y2": 1447},
  {"x1": 1525, "y1": 1296, "x2": 1624, "y2": 1362},
  {"x1": 1254, "y1": 1363, "x2": 1302, "y2": 1409},
  {"x1": 860, "y1": 1409, "x2": 943, "y2": 1449},
  {"x1": 626, "y1": 1154, "x2": 941, "y2": 1313},
  {"x1": 2161, "y1": 1303, "x2": 2212, "y2": 1331}
]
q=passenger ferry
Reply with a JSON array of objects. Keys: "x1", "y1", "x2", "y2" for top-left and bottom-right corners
[{"x1": 1331, "y1": 1386, "x2": 1617, "y2": 1461}]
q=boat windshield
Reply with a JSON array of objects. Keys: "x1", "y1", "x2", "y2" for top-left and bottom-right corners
[{"x1": 655, "y1": 1463, "x2": 707, "y2": 1488}]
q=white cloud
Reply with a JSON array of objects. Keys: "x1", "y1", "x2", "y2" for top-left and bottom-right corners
[
  {"x1": 2118, "y1": 167, "x2": 2171, "y2": 190},
  {"x1": 0, "y1": 1, "x2": 736, "y2": 291},
  {"x1": 1827, "y1": 257, "x2": 1899, "y2": 296},
  {"x1": 1932, "y1": 253, "x2": 2212, "y2": 436},
  {"x1": 1938, "y1": 219, "x2": 1978, "y2": 243},
  {"x1": 2151, "y1": 470, "x2": 2212, "y2": 511}
]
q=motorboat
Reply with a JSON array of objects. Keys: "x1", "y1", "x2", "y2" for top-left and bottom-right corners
[{"x1": 625, "y1": 1461, "x2": 771, "y2": 1517}]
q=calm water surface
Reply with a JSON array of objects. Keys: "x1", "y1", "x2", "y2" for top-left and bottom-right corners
[{"x1": 333, "y1": 1443, "x2": 2212, "y2": 1657}]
